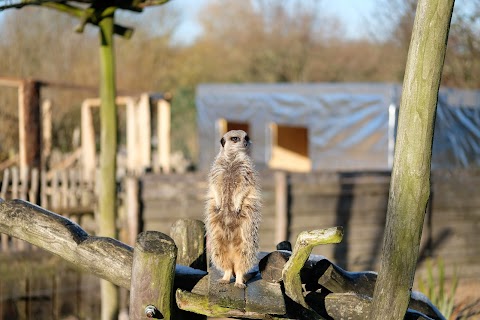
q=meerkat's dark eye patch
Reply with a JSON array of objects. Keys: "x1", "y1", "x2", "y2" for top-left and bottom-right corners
[
  {"x1": 220, "y1": 137, "x2": 226, "y2": 147},
  {"x1": 231, "y1": 136, "x2": 240, "y2": 142},
  {"x1": 245, "y1": 135, "x2": 250, "y2": 142}
]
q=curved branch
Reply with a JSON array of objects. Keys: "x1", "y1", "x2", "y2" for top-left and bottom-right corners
[{"x1": 282, "y1": 227, "x2": 343, "y2": 312}]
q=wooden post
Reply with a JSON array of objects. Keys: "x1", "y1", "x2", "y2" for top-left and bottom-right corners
[
  {"x1": 170, "y1": 219, "x2": 206, "y2": 271},
  {"x1": 42, "y1": 99, "x2": 52, "y2": 170},
  {"x1": 370, "y1": 0, "x2": 455, "y2": 319},
  {"x1": 125, "y1": 175, "x2": 139, "y2": 246},
  {"x1": 275, "y1": 171, "x2": 288, "y2": 244},
  {"x1": 157, "y1": 99, "x2": 171, "y2": 173},
  {"x1": 129, "y1": 231, "x2": 177, "y2": 320},
  {"x1": 138, "y1": 93, "x2": 152, "y2": 173},
  {"x1": 126, "y1": 98, "x2": 137, "y2": 174},
  {"x1": 98, "y1": 9, "x2": 119, "y2": 320},
  {"x1": 81, "y1": 100, "x2": 96, "y2": 183},
  {"x1": 18, "y1": 79, "x2": 41, "y2": 177}
]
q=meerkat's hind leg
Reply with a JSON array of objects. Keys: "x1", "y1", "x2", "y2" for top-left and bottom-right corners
[
  {"x1": 233, "y1": 259, "x2": 247, "y2": 288},
  {"x1": 218, "y1": 268, "x2": 233, "y2": 284},
  {"x1": 234, "y1": 272, "x2": 246, "y2": 289}
]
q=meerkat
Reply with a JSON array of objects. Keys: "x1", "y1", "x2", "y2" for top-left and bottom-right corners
[{"x1": 205, "y1": 130, "x2": 261, "y2": 288}]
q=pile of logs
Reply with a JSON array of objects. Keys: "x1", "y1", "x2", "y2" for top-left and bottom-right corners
[{"x1": 0, "y1": 199, "x2": 444, "y2": 319}]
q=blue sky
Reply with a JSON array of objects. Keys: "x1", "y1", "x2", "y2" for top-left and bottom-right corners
[{"x1": 168, "y1": 0, "x2": 379, "y2": 44}]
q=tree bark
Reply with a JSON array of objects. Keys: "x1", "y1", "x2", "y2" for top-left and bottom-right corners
[
  {"x1": 98, "y1": 8, "x2": 119, "y2": 320},
  {"x1": 370, "y1": 0, "x2": 455, "y2": 319}
]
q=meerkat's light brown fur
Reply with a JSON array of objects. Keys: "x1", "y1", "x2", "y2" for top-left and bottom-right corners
[{"x1": 205, "y1": 130, "x2": 261, "y2": 288}]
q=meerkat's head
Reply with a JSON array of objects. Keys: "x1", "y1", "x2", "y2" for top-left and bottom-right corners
[{"x1": 220, "y1": 130, "x2": 251, "y2": 156}]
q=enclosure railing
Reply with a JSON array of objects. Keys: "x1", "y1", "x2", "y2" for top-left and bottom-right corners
[{"x1": 0, "y1": 199, "x2": 444, "y2": 319}]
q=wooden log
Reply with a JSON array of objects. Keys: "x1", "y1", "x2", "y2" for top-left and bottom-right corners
[
  {"x1": 0, "y1": 199, "x2": 132, "y2": 288},
  {"x1": 170, "y1": 219, "x2": 206, "y2": 271},
  {"x1": 259, "y1": 250, "x2": 291, "y2": 283},
  {"x1": 129, "y1": 231, "x2": 177, "y2": 320},
  {"x1": 176, "y1": 289, "x2": 270, "y2": 319},
  {"x1": 323, "y1": 293, "x2": 437, "y2": 320},
  {"x1": 313, "y1": 260, "x2": 444, "y2": 319},
  {"x1": 0, "y1": 199, "x2": 441, "y2": 319},
  {"x1": 315, "y1": 259, "x2": 377, "y2": 296},
  {"x1": 0, "y1": 199, "x2": 206, "y2": 287},
  {"x1": 259, "y1": 251, "x2": 440, "y2": 318},
  {"x1": 282, "y1": 227, "x2": 343, "y2": 310},
  {"x1": 245, "y1": 275, "x2": 285, "y2": 315},
  {"x1": 208, "y1": 265, "x2": 246, "y2": 310}
]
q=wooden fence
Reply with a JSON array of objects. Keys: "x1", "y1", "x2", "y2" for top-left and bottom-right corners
[
  {"x1": 0, "y1": 199, "x2": 444, "y2": 320},
  {"x1": 0, "y1": 166, "x2": 96, "y2": 253},
  {"x1": 140, "y1": 169, "x2": 480, "y2": 281},
  {"x1": 0, "y1": 166, "x2": 100, "y2": 319}
]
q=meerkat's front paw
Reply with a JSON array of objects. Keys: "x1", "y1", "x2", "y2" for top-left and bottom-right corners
[{"x1": 234, "y1": 282, "x2": 246, "y2": 289}]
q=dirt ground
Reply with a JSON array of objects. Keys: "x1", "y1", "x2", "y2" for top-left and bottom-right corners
[{"x1": 452, "y1": 278, "x2": 480, "y2": 319}]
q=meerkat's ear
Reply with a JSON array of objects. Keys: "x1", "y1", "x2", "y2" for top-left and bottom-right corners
[{"x1": 220, "y1": 137, "x2": 226, "y2": 147}]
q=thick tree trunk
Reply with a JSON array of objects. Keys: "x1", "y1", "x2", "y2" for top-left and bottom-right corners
[
  {"x1": 98, "y1": 9, "x2": 119, "y2": 320},
  {"x1": 370, "y1": 0, "x2": 455, "y2": 319}
]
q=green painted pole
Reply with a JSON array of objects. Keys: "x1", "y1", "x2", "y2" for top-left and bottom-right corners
[
  {"x1": 370, "y1": 0, "x2": 454, "y2": 319},
  {"x1": 98, "y1": 8, "x2": 119, "y2": 320}
]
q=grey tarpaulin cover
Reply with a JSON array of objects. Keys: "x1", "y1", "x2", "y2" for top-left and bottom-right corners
[{"x1": 196, "y1": 83, "x2": 480, "y2": 171}]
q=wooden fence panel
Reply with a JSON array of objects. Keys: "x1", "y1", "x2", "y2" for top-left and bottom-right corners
[{"x1": 139, "y1": 169, "x2": 480, "y2": 282}]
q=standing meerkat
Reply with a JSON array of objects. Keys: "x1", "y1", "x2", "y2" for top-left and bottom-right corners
[{"x1": 205, "y1": 130, "x2": 261, "y2": 288}]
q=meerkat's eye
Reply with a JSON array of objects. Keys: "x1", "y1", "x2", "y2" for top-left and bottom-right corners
[
  {"x1": 245, "y1": 136, "x2": 250, "y2": 142},
  {"x1": 231, "y1": 137, "x2": 239, "y2": 142}
]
